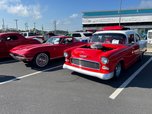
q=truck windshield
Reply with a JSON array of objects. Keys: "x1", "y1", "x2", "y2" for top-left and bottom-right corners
[{"x1": 91, "y1": 33, "x2": 126, "y2": 44}]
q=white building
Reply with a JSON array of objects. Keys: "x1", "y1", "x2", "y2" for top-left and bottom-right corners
[{"x1": 82, "y1": 8, "x2": 152, "y2": 37}]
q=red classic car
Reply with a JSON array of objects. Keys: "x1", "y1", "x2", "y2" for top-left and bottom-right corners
[
  {"x1": 0, "y1": 32, "x2": 40, "y2": 58},
  {"x1": 10, "y1": 36, "x2": 86, "y2": 68},
  {"x1": 63, "y1": 30, "x2": 147, "y2": 80}
]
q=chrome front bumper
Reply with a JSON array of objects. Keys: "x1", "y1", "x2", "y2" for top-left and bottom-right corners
[
  {"x1": 63, "y1": 64, "x2": 114, "y2": 80},
  {"x1": 9, "y1": 53, "x2": 26, "y2": 61}
]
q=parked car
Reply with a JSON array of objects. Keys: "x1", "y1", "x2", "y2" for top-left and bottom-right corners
[
  {"x1": 67, "y1": 31, "x2": 93, "y2": 42},
  {"x1": 10, "y1": 36, "x2": 86, "y2": 68},
  {"x1": 0, "y1": 32, "x2": 40, "y2": 58},
  {"x1": 147, "y1": 30, "x2": 152, "y2": 44},
  {"x1": 43, "y1": 32, "x2": 56, "y2": 41},
  {"x1": 20, "y1": 32, "x2": 44, "y2": 43},
  {"x1": 63, "y1": 28, "x2": 147, "y2": 80},
  {"x1": 21, "y1": 32, "x2": 37, "y2": 38},
  {"x1": 27, "y1": 35, "x2": 45, "y2": 43}
]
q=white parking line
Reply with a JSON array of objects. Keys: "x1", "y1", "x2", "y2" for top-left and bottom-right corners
[
  {"x1": 109, "y1": 57, "x2": 152, "y2": 100},
  {"x1": 0, "y1": 65, "x2": 63, "y2": 85}
]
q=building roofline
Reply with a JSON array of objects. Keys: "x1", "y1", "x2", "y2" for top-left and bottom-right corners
[{"x1": 82, "y1": 8, "x2": 152, "y2": 13}]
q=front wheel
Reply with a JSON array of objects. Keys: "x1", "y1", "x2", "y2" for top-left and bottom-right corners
[
  {"x1": 114, "y1": 62, "x2": 122, "y2": 78},
  {"x1": 33, "y1": 53, "x2": 49, "y2": 68}
]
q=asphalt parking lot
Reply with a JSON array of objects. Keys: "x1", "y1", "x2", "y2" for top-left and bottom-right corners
[{"x1": 0, "y1": 51, "x2": 152, "y2": 114}]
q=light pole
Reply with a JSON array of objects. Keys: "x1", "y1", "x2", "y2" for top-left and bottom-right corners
[{"x1": 118, "y1": 0, "x2": 122, "y2": 26}]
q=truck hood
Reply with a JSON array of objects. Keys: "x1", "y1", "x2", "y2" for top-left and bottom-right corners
[
  {"x1": 71, "y1": 43, "x2": 124, "y2": 61},
  {"x1": 72, "y1": 48, "x2": 104, "y2": 61}
]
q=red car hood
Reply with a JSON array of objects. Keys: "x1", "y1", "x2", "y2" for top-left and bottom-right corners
[{"x1": 11, "y1": 43, "x2": 52, "y2": 52}]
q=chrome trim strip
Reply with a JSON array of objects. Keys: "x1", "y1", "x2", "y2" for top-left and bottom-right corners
[
  {"x1": 50, "y1": 56, "x2": 63, "y2": 60},
  {"x1": 9, "y1": 53, "x2": 26, "y2": 60},
  {"x1": 63, "y1": 64, "x2": 114, "y2": 80}
]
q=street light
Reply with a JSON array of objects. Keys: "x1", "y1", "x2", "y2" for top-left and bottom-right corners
[{"x1": 118, "y1": 0, "x2": 122, "y2": 26}]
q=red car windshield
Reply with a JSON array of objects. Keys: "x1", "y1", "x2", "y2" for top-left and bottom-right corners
[
  {"x1": 91, "y1": 33, "x2": 126, "y2": 44},
  {"x1": 45, "y1": 37, "x2": 62, "y2": 44}
]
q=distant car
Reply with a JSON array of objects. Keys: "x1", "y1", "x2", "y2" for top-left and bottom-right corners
[
  {"x1": 27, "y1": 35, "x2": 45, "y2": 43},
  {"x1": 0, "y1": 32, "x2": 40, "y2": 58},
  {"x1": 43, "y1": 32, "x2": 56, "y2": 41},
  {"x1": 21, "y1": 32, "x2": 37, "y2": 38},
  {"x1": 10, "y1": 36, "x2": 86, "y2": 68},
  {"x1": 147, "y1": 30, "x2": 152, "y2": 44},
  {"x1": 67, "y1": 32, "x2": 93, "y2": 42}
]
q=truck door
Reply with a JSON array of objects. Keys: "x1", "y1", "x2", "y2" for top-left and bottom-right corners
[
  {"x1": 135, "y1": 33, "x2": 146, "y2": 55},
  {"x1": 127, "y1": 34, "x2": 139, "y2": 65}
]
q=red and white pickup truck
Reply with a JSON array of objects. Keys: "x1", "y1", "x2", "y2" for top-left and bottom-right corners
[{"x1": 63, "y1": 28, "x2": 147, "y2": 80}]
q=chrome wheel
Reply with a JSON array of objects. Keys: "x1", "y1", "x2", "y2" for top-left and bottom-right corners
[
  {"x1": 114, "y1": 62, "x2": 122, "y2": 78},
  {"x1": 35, "y1": 53, "x2": 49, "y2": 68}
]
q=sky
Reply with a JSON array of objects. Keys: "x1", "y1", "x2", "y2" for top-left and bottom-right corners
[{"x1": 0, "y1": 0, "x2": 152, "y2": 31}]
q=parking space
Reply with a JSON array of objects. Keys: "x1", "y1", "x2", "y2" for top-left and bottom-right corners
[{"x1": 0, "y1": 54, "x2": 151, "y2": 114}]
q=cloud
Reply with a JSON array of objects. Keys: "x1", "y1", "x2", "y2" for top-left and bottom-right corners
[
  {"x1": 0, "y1": 0, "x2": 42, "y2": 19},
  {"x1": 50, "y1": 13, "x2": 81, "y2": 31},
  {"x1": 139, "y1": 0, "x2": 152, "y2": 8},
  {"x1": 69, "y1": 13, "x2": 79, "y2": 18},
  {"x1": 56, "y1": 13, "x2": 79, "y2": 26}
]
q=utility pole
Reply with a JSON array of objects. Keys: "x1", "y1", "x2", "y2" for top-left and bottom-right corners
[
  {"x1": 34, "y1": 22, "x2": 36, "y2": 29},
  {"x1": 54, "y1": 20, "x2": 56, "y2": 34},
  {"x1": 25, "y1": 23, "x2": 28, "y2": 31},
  {"x1": 33, "y1": 22, "x2": 36, "y2": 33},
  {"x1": 14, "y1": 19, "x2": 18, "y2": 31},
  {"x1": 25, "y1": 23, "x2": 26, "y2": 31},
  {"x1": 118, "y1": 0, "x2": 122, "y2": 26},
  {"x1": 42, "y1": 24, "x2": 44, "y2": 35},
  {"x1": 2, "y1": 18, "x2": 5, "y2": 31}
]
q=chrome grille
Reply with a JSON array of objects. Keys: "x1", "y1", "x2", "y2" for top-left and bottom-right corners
[{"x1": 71, "y1": 58, "x2": 100, "y2": 70}]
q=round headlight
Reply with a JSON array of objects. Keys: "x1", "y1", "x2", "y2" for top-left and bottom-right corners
[
  {"x1": 101, "y1": 57, "x2": 109, "y2": 64},
  {"x1": 64, "y1": 52, "x2": 68, "y2": 57}
]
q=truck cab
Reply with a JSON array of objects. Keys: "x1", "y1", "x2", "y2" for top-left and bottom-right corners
[{"x1": 63, "y1": 26, "x2": 147, "y2": 80}]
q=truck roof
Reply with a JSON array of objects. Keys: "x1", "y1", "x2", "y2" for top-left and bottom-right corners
[
  {"x1": 101, "y1": 25, "x2": 129, "y2": 31},
  {"x1": 94, "y1": 30, "x2": 136, "y2": 36}
]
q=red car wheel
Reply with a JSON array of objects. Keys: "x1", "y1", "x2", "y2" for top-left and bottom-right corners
[{"x1": 33, "y1": 53, "x2": 49, "y2": 68}]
